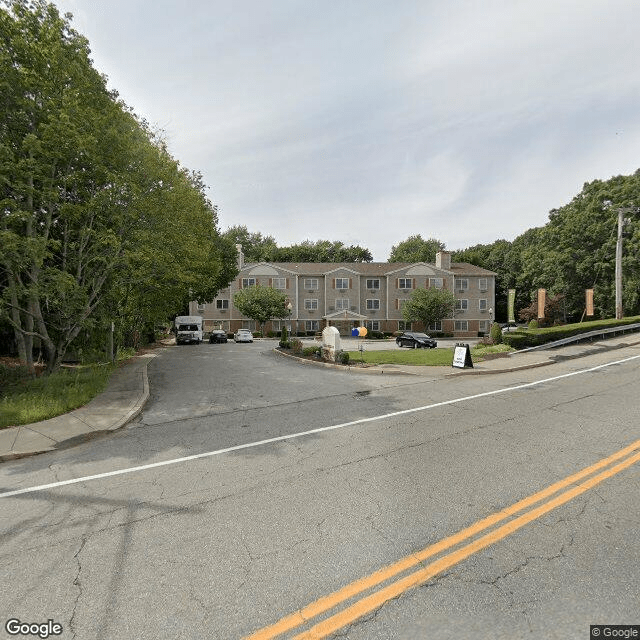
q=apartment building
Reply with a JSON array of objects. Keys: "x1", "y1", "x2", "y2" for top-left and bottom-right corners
[{"x1": 190, "y1": 251, "x2": 496, "y2": 338}]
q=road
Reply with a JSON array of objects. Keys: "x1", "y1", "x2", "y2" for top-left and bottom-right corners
[{"x1": 1, "y1": 340, "x2": 639, "y2": 639}]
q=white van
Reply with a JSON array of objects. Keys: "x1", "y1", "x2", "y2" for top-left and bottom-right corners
[{"x1": 174, "y1": 316, "x2": 203, "y2": 345}]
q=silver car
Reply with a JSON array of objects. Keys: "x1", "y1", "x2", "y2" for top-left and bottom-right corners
[{"x1": 234, "y1": 329, "x2": 254, "y2": 343}]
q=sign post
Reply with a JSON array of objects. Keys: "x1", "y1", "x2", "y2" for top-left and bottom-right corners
[{"x1": 452, "y1": 343, "x2": 473, "y2": 369}]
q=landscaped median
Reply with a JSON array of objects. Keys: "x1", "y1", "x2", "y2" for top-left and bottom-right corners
[{"x1": 344, "y1": 343, "x2": 513, "y2": 366}]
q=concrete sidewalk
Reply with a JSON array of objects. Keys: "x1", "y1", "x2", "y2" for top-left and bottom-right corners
[
  {"x1": 1, "y1": 336, "x2": 638, "y2": 462},
  {"x1": 0, "y1": 354, "x2": 153, "y2": 462}
]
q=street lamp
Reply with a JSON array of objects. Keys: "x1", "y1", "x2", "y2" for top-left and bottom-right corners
[
  {"x1": 286, "y1": 301, "x2": 293, "y2": 335},
  {"x1": 488, "y1": 308, "x2": 493, "y2": 336}
]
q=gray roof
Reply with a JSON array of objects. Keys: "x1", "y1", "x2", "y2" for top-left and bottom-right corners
[{"x1": 241, "y1": 261, "x2": 497, "y2": 276}]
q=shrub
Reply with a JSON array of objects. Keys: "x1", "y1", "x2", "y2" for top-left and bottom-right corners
[
  {"x1": 279, "y1": 325, "x2": 289, "y2": 348},
  {"x1": 291, "y1": 338, "x2": 303, "y2": 354},
  {"x1": 490, "y1": 322, "x2": 503, "y2": 344},
  {"x1": 528, "y1": 319, "x2": 539, "y2": 330},
  {"x1": 302, "y1": 346, "x2": 320, "y2": 357},
  {"x1": 339, "y1": 351, "x2": 350, "y2": 365}
]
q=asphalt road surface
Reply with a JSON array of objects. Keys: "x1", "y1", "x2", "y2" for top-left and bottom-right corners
[{"x1": 1, "y1": 341, "x2": 639, "y2": 640}]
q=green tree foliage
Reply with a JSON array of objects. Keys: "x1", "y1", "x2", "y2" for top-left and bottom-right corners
[
  {"x1": 401, "y1": 288, "x2": 456, "y2": 330},
  {"x1": 233, "y1": 285, "x2": 289, "y2": 336},
  {"x1": 222, "y1": 225, "x2": 278, "y2": 263},
  {"x1": 0, "y1": 1, "x2": 235, "y2": 371},
  {"x1": 272, "y1": 240, "x2": 372, "y2": 263},
  {"x1": 222, "y1": 229, "x2": 373, "y2": 263},
  {"x1": 388, "y1": 235, "x2": 445, "y2": 263},
  {"x1": 453, "y1": 171, "x2": 640, "y2": 322}
]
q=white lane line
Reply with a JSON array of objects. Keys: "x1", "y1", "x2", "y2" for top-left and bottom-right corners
[{"x1": 1, "y1": 354, "x2": 638, "y2": 500}]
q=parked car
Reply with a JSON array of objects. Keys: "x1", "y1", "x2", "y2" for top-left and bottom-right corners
[
  {"x1": 234, "y1": 329, "x2": 254, "y2": 343},
  {"x1": 208, "y1": 330, "x2": 228, "y2": 344},
  {"x1": 396, "y1": 332, "x2": 437, "y2": 349},
  {"x1": 501, "y1": 322, "x2": 519, "y2": 334}
]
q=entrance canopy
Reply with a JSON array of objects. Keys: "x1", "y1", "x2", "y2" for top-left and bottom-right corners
[{"x1": 323, "y1": 309, "x2": 368, "y2": 322}]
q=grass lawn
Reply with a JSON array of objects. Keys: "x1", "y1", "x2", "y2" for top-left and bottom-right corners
[
  {"x1": 346, "y1": 343, "x2": 513, "y2": 366},
  {"x1": 0, "y1": 363, "x2": 116, "y2": 429}
]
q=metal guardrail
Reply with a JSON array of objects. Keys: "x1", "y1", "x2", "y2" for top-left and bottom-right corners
[{"x1": 518, "y1": 322, "x2": 640, "y2": 352}]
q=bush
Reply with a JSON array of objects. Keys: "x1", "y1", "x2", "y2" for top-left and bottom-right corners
[
  {"x1": 302, "y1": 346, "x2": 320, "y2": 357},
  {"x1": 339, "y1": 351, "x2": 350, "y2": 365},
  {"x1": 490, "y1": 322, "x2": 503, "y2": 344},
  {"x1": 279, "y1": 325, "x2": 289, "y2": 348},
  {"x1": 528, "y1": 319, "x2": 539, "y2": 330},
  {"x1": 291, "y1": 338, "x2": 303, "y2": 354}
]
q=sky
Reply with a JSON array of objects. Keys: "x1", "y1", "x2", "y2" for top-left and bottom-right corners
[{"x1": 52, "y1": 0, "x2": 640, "y2": 261}]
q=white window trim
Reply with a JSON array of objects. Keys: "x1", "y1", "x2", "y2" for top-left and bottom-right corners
[
  {"x1": 455, "y1": 278, "x2": 468, "y2": 291},
  {"x1": 479, "y1": 299, "x2": 488, "y2": 311},
  {"x1": 455, "y1": 320, "x2": 469, "y2": 331},
  {"x1": 429, "y1": 278, "x2": 443, "y2": 289},
  {"x1": 272, "y1": 278, "x2": 286, "y2": 289},
  {"x1": 366, "y1": 279, "x2": 380, "y2": 289},
  {"x1": 305, "y1": 320, "x2": 319, "y2": 331},
  {"x1": 304, "y1": 278, "x2": 319, "y2": 290},
  {"x1": 216, "y1": 299, "x2": 229, "y2": 309},
  {"x1": 365, "y1": 320, "x2": 380, "y2": 331},
  {"x1": 398, "y1": 278, "x2": 413, "y2": 290},
  {"x1": 366, "y1": 299, "x2": 380, "y2": 310},
  {"x1": 455, "y1": 299, "x2": 468, "y2": 311},
  {"x1": 242, "y1": 278, "x2": 256, "y2": 288},
  {"x1": 479, "y1": 278, "x2": 488, "y2": 292},
  {"x1": 304, "y1": 298, "x2": 319, "y2": 310},
  {"x1": 335, "y1": 298, "x2": 350, "y2": 310},
  {"x1": 335, "y1": 278, "x2": 349, "y2": 289}
]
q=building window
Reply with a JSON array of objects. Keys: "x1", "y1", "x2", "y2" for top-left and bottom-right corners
[
  {"x1": 305, "y1": 320, "x2": 319, "y2": 331},
  {"x1": 304, "y1": 278, "x2": 318, "y2": 290},
  {"x1": 455, "y1": 320, "x2": 468, "y2": 332},
  {"x1": 304, "y1": 299, "x2": 318, "y2": 310},
  {"x1": 479, "y1": 278, "x2": 488, "y2": 291},
  {"x1": 455, "y1": 299, "x2": 468, "y2": 311},
  {"x1": 272, "y1": 278, "x2": 286, "y2": 289},
  {"x1": 398, "y1": 278, "x2": 413, "y2": 289},
  {"x1": 271, "y1": 320, "x2": 283, "y2": 330},
  {"x1": 366, "y1": 279, "x2": 380, "y2": 289},
  {"x1": 335, "y1": 298, "x2": 350, "y2": 310},
  {"x1": 479, "y1": 320, "x2": 489, "y2": 333},
  {"x1": 335, "y1": 278, "x2": 349, "y2": 289},
  {"x1": 429, "y1": 278, "x2": 443, "y2": 289},
  {"x1": 365, "y1": 320, "x2": 380, "y2": 331},
  {"x1": 196, "y1": 303, "x2": 205, "y2": 312},
  {"x1": 479, "y1": 299, "x2": 487, "y2": 311},
  {"x1": 242, "y1": 321, "x2": 256, "y2": 330},
  {"x1": 428, "y1": 321, "x2": 442, "y2": 332},
  {"x1": 455, "y1": 278, "x2": 468, "y2": 291},
  {"x1": 242, "y1": 278, "x2": 256, "y2": 288},
  {"x1": 366, "y1": 299, "x2": 380, "y2": 310},
  {"x1": 216, "y1": 299, "x2": 229, "y2": 310},
  {"x1": 398, "y1": 321, "x2": 412, "y2": 331}
]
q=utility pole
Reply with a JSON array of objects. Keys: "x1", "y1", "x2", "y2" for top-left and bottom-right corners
[
  {"x1": 616, "y1": 208, "x2": 624, "y2": 319},
  {"x1": 615, "y1": 207, "x2": 635, "y2": 320}
]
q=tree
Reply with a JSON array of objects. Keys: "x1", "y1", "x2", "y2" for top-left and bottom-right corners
[
  {"x1": 222, "y1": 225, "x2": 278, "y2": 263},
  {"x1": 388, "y1": 236, "x2": 445, "y2": 263},
  {"x1": 271, "y1": 239, "x2": 372, "y2": 263},
  {"x1": 402, "y1": 288, "x2": 456, "y2": 330},
  {"x1": 233, "y1": 285, "x2": 289, "y2": 336},
  {"x1": 0, "y1": 1, "x2": 236, "y2": 371}
]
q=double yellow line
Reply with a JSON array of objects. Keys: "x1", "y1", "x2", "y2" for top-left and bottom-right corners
[{"x1": 246, "y1": 437, "x2": 640, "y2": 640}]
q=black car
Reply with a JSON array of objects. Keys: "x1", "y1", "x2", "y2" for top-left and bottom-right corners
[
  {"x1": 208, "y1": 330, "x2": 228, "y2": 344},
  {"x1": 396, "y1": 331, "x2": 437, "y2": 349}
]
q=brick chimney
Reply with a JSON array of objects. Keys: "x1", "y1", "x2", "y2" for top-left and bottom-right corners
[{"x1": 435, "y1": 251, "x2": 451, "y2": 270}]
